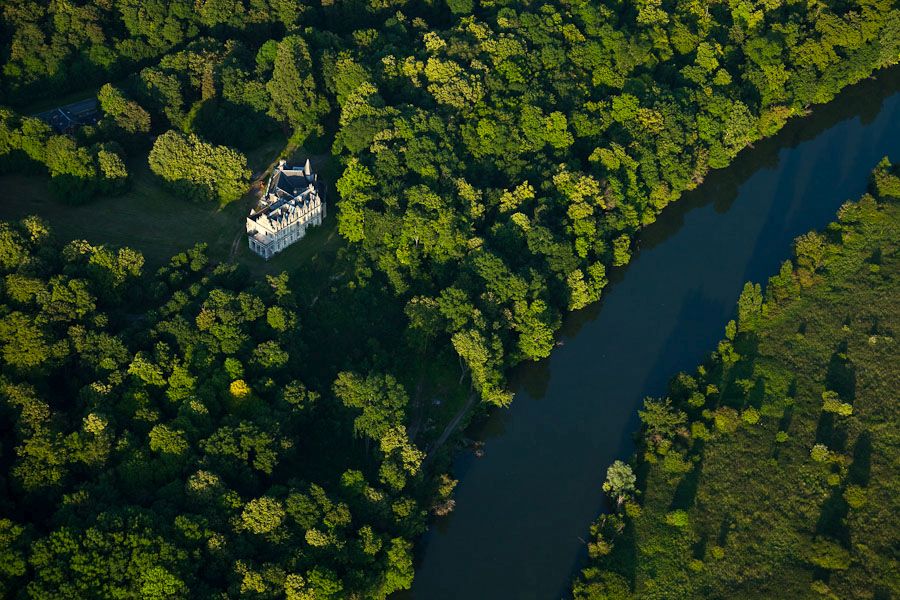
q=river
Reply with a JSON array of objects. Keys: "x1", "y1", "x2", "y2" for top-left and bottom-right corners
[{"x1": 407, "y1": 66, "x2": 900, "y2": 599}]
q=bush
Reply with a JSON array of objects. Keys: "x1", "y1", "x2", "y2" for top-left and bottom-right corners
[
  {"x1": 714, "y1": 408, "x2": 741, "y2": 433},
  {"x1": 624, "y1": 500, "x2": 642, "y2": 518},
  {"x1": 741, "y1": 407, "x2": 760, "y2": 425},
  {"x1": 843, "y1": 485, "x2": 867, "y2": 509},
  {"x1": 821, "y1": 391, "x2": 852, "y2": 417},
  {"x1": 810, "y1": 444, "x2": 830, "y2": 462},
  {"x1": 691, "y1": 422, "x2": 710, "y2": 440},
  {"x1": 806, "y1": 538, "x2": 851, "y2": 571},
  {"x1": 665, "y1": 510, "x2": 690, "y2": 528}
]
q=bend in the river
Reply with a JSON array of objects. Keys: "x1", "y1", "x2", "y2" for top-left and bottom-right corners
[{"x1": 406, "y1": 66, "x2": 900, "y2": 600}]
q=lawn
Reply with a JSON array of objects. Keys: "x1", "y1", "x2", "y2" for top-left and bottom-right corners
[
  {"x1": 0, "y1": 133, "x2": 344, "y2": 274},
  {"x1": 0, "y1": 160, "x2": 244, "y2": 267}
]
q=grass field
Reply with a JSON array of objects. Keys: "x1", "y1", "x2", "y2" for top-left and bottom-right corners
[{"x1": 0, "y1": 133, "x2": 344, "y2": 275}]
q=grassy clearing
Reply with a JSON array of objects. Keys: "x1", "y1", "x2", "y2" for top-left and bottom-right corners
[
  {"x1": 0, "y1": 132, "x2": 347, "y2": 274},
  {"x1": 0, "y1": 160, "x2": 244, "y2": 267}
]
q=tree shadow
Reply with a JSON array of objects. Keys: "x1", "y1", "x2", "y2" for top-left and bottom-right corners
[
  {"x1": 825, "y1": 344, "x2": 856, "y2": 402},
  {"x1": 747, "y1": 378, "x2": 766, "y2": 409},
  {"x1": 815, "y1": 484, "x2": 850, "y2": 546},
  {"x1": 610, "y1": 518, "x2": 638, "y2": 589},
  {"x1": 692, "y1": 534, "x2": 708, "y2": 560},
  {"x1": 669, "y1": 459, "x2": 703, "y2": 511},
  {"x1": 716, "y1": 515, "x2": 733, "y2": 547},
  {"x1": 815, "y1": 412, "x2": 835, "y2": 447},
  {"x1": 0, "y1": 150, "x2": 45, "y2": 174},
  {"x1": 718, "y1": 334, "x2": 760, "y2": 409},
  {"x1": 847, "y1": 431, "x2": 873, "y2": 486},
  {"x1": 193, "y1": 99, "x2": 279, "y2": 152},
  {"x1": 774, "y1": 403, "x2": 795, "y2": 460},
  {"x1": 778, "y1": 403, "x2": 795, "y2": 433},
  {"x1": 48, "y1": 172, "x2": 101, "y2": 204},
  {"x1": 873, "y1": 586, "x2": 892, "y2": 600}
]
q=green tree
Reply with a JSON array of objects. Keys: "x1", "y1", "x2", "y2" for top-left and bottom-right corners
[
  {"x1": 737, "y1": 282, "x2": 763, "y2": 332},
  {"x1": 638, "y1": 397, "x2": 687, "y2": 442},
  {"x1": 267, "y1": 36, "x2": 329, "y2": 136},
  {"x1": 98, "y1": 84, "x2": 151, "y2": 134},
  {"x1": 602, "y1": 460, "x2": 636, "y2": 506},
  {"x1": 242, "y1": 497, "x2": 286, "y2": 534},
  {"x1": 148, "y1": 130, "x2": 249, "y2": 204},
  {"x1": 333, "y1": 372, "x2": 408, "y2": 441}
]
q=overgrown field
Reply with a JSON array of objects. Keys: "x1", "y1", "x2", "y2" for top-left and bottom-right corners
[{"x1": 574, "y1": 160, "x2": 900, "y2": 599}]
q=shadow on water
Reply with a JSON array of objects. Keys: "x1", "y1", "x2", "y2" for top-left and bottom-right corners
[{"x1": 405, "y1": 65, "x2": 900, "y2": 600}]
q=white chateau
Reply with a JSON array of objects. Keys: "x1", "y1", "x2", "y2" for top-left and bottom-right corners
[{"x1": 247, "y1": 159, "x2": 325, "y2": 259}]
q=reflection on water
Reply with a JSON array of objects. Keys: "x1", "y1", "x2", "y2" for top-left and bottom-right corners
[{"x1": 408, "y1": 66, "x2": 900, "y2": 600}]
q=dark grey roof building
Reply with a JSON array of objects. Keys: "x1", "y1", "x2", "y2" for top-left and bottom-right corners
[{"x1": 246, "y1": 159, "x2": 325, "y2": 260}]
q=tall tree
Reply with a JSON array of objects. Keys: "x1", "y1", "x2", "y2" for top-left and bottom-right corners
[{"x1": 266, "y1": 36, "x2": 329, "y2": 137}]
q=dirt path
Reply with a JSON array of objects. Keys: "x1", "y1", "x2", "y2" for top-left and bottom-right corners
[
  {"x1": 424, "y1": 391, "x2": 478, "y2": 464},
  {"x1": 229, "y1": 227, "x2": 244, "y2": 261}
]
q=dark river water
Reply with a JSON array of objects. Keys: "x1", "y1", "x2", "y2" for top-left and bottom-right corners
[{"x1": 407, "y1": 67, "x2": 900, "y2": 600}]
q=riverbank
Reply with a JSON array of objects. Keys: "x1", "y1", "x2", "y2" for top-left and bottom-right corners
[
  {"x1": 573, "y1": 160, "x2": 900, "y2": 599},
  {"x1": 407, "y1": 65, "x2": 900, "y2": 600}
]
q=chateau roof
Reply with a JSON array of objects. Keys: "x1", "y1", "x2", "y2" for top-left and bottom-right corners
[
  {"x1": 269, "y1": 158, "x2": 315, "y2": 198},
  {"x1": 248, "y1": 159, "x2": 321, "y2": 234}
]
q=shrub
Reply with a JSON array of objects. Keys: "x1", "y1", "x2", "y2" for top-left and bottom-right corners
[
  {"x1": 810, "y1": 443, "x2": 830, "y2": 462},
  {"x1": 806, "y1": 538, "x2": 851, "y2": 570},
  {"x1": 821, "y1": 391, "x2": 852, "y2": 417},
  {"x1": 688, "y1": 391, "x2": 706, "y2": 408},
  {"x1": 843, "y1": 485, "x2": 867, "y2": 509},
  {"x1": 691, "y1": 422, "x2": 710, "y2": 440},
  {"x1": 714, "y1": 408, "x2": 741, "y2": 433},
  {"x1": 661, "y1": 452, "x2": 692, "y2": 475},
  {"x1": 665, "y1": 510, "x2": 689, "y2": 528},
  {"x1": 741, "y1": 407, "x2": 760, "y2": 425}
]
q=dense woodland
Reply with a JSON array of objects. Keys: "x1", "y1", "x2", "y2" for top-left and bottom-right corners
[
  {"x1": 0, "y1": 230, "x2": 432, "y2": 597},
  {"x1": 1, "y1": 0, "x2": 900, "y2": 596},
  {"x1": 573, "y1": 160, "x2": 900, "y2": 599}
]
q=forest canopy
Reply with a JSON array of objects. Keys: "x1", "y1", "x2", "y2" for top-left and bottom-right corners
[
  {"x1": 0, "y1": 225, "x2": 426, "y2": 598},
  {"x1": 0, "y1": 0, "x2": 899, "y2": 595}
]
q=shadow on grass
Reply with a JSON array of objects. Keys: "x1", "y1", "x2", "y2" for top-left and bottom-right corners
[
  {"x1": 608, "y1": 519, "x2": 638, "y2": 589},
  {"x1": 815, "y1": 484, "x2": 850, "y2": 546},
  {"x1": 716, "y1": 515, "x2": 733, "y2": 547},
  {"x1": 747, "y1": 378, "x2": 766, "y2": 409},
  {"x1": 825, "y1": 344, "x2": 856, "y2": 403},
  {"x1": 193, "y1": 99, "x2": 280, "y2": 153},
  {"x1": 847, "y1": 431, "x2": 873, "y2": 486},
  {"x1": 813, "y1": 412, "x2": 836, "y2": 453},
  {"x1": 669, "y1": 458, "x2": 703, "y2": 511}
]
